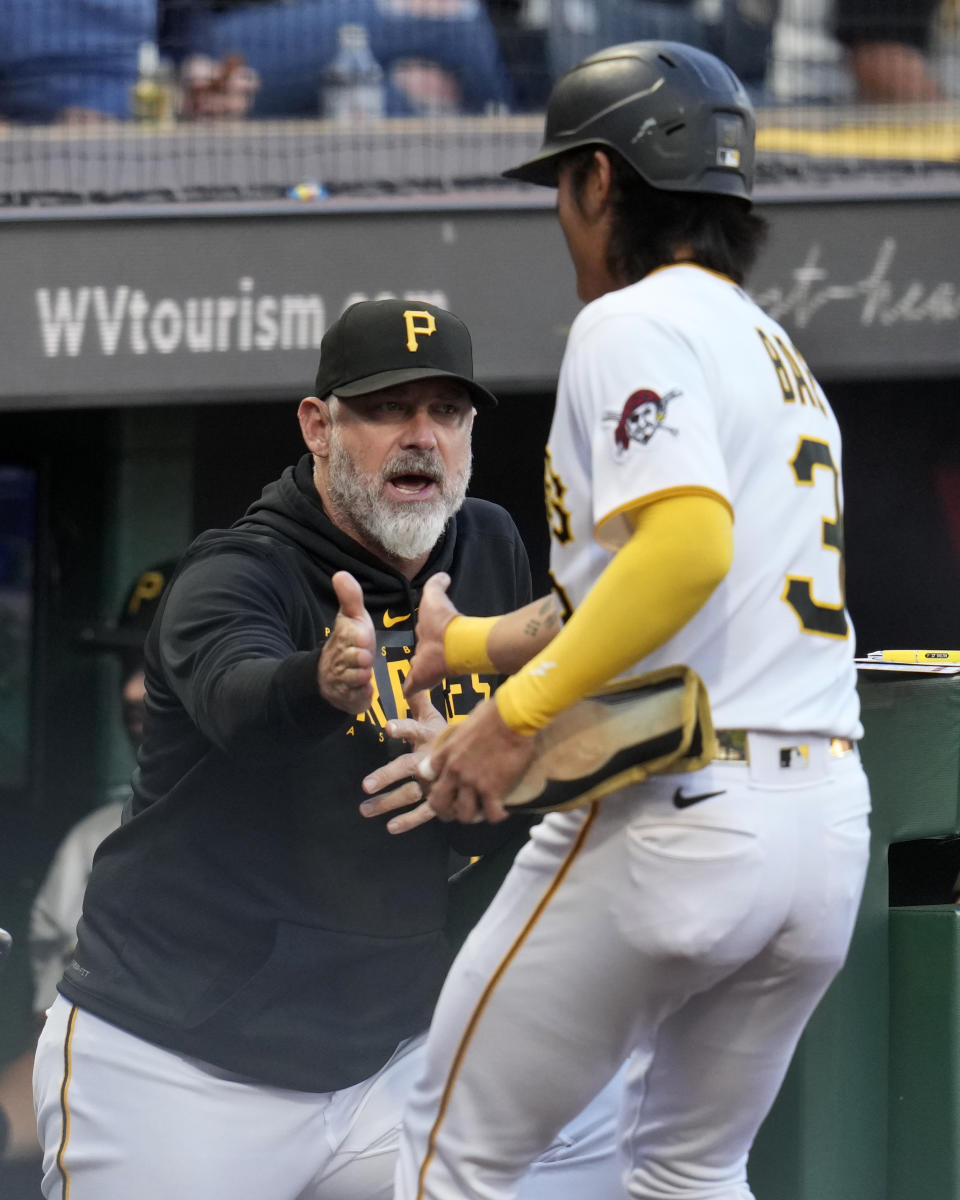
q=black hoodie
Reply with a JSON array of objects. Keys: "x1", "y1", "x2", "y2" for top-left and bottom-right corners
[{"x1": 60, "y1": 455, "x2": 533, "y2": 1091}]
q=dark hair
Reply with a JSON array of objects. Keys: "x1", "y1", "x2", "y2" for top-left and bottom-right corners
[{"x1": 565, "y1": 147, "x2": 768, "y2": 287}]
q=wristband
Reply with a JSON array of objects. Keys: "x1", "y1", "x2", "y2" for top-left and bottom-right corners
[{"x1": 444, "y1": 616, "x2": 498, "y2": 674}]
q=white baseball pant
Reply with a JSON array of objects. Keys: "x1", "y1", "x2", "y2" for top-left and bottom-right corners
[
  {"x1": 395, "y1": 736, "x2": 871, "y2": 1200},
  {"x1": 34, "y1": 993, "x2": 624, "y2": 1199}
]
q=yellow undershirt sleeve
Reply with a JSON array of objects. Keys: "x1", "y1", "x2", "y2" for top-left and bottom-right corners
[
  {"x1": 494, "y1": 493, "x2": 734, "y2": 736},
  {"x1": 444, "y1": 615, "x2": 498, "y2": 675}
]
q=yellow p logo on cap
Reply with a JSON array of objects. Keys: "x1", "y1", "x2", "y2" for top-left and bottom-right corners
[
  {"x1": 128, "y1": 569, "x2": 166, "y2": 615},
  {"x1": 403, "y1": 309, "x2": 437, "y2": 352}
]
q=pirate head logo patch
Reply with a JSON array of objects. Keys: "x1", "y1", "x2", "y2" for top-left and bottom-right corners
[{"x1": 610, "y1": 388, "x2": 681, "y2": 452}]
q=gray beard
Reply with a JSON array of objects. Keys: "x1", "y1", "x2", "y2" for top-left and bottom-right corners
[{"x1": 326, "y1": 435, "x2": 470, "y2": 562}]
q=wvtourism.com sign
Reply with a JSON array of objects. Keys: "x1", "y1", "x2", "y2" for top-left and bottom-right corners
[
  {"x1": 35, "y1": 280, "x2": 448, "y2": 359},
  {"x1": 2, "y1": 198, "x2": 958, "y2": 407}
]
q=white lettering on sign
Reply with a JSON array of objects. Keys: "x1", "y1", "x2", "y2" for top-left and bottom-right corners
[
  {"x1": 34, "y1": 278, "x2": 325, "y2": 358},
  {"x1": 34, "y1": 281, "x2": 450, "y2": 359},
  {"x1": 754, "y1": 239, "x2": 960, "y2": 330},
  {"x1": 36, "y1": 287, "x2": 91, "y2": 357},
  {"x1": 340, "y1": 289, "x2": 448, "y2": 312}
]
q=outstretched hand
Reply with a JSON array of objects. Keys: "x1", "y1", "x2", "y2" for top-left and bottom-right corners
[
  {"x1": 318, "y1": 571, "x2": 376, "y2": 713},
  {"x1": 359, "y1": 690, "x2": 447, "y2": 834},
  {"x1": 404, "y1": 572, "x2": 459, "y2": 698},
  {"x1": 416, "y1": 698, "x2": 536, "y2": 825}
]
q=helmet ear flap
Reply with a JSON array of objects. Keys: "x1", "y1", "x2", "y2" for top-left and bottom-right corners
[{"x1": 504, "y1": 41, "x2": 755, "y2": 202}]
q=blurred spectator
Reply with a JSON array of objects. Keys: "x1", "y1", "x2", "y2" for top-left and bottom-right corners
[
  {"x1": 0, "y1": 560, "x2": 175, "y2": 1171},
  {"x1": 0, "y1": 0, "x2": 258, "y2": 123},
  {"x1": 0, "y1": 0, "x2": 515, "y2": 122},
  {"x1": 0, "y1": 0, "x2": 153, "y2": 123},
  {"x1": 542, "y1": 0, "x2": 778, "y2": 100},
  {"x1": 834, "y1": 0, "x2": 958, "y2": 101},
  {"x1": 486, "y1": 0, "x2": 552, "y2": 109},
  {"x1": 768, "y1": 0, "x2": 855, "y2": 105},
  {"x1": 163, "y1": 0, "x2": 516, "y2": 116}
]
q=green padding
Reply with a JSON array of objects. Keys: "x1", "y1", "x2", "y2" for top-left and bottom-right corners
[
  {"x1": 751, "y1": 676, "x2": 960, "y2": 1200},
  {"x1": 859, "y1": 676, "x2": 960, "y2": 842},
  {"x1": 889, "y1": 905, "x2": 960, "y2": 1200},
  {"x1": 748, "y1": 861, "x2": 889, "y2": 1200}
]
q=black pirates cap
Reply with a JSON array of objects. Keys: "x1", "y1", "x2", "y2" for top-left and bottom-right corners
[
  {"x1": 77, "y1": 560, "x2": 178, "y2": 655},
  {"x1": 314, "y1": 299, "x2": 497, "y2": 408}
]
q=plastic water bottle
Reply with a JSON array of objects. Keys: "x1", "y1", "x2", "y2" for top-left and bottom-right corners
[{"x1": 320, "y1": 25, "x2": 386, "y2": 121}]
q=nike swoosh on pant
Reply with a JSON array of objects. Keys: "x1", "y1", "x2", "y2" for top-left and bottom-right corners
[{"x1": 672, "y1": 788, "x2": 726, "y2": 809}]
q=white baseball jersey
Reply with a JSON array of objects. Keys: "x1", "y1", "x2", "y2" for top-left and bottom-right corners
[
  {"x1": 29, "y1": 799, "x2": 124, "y2": 1013},
  {"x1": 544, "y1": 262, "x2": 861, "y2": 738}
]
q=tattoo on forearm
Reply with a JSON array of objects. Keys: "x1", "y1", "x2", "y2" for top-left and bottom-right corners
[{"x1": 523, "y1": 599, "x2": 562, "y2": 639}]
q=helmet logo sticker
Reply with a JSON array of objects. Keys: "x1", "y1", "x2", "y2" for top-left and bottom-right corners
[
  {"x1": 631, "y1": 117, "x2": 658, "y2": 143},
  {"x1": 715, "y1": 115, "x2": 744, "y2": 169},
  {"x1": 607, "y1": 387, "x2": 681, "y2": 454}
]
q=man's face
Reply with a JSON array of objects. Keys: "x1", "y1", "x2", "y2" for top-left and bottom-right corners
[
  {"x1": 320, "y1": 379, "x2": 474, "y2": 564},
  {"x1": 556, "y1": 156, "x2": 618, "y2": 304}
]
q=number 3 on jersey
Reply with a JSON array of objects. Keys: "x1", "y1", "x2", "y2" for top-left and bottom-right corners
[{"x1": 784, "y1": 435, "x2": 849, "y2": 639}]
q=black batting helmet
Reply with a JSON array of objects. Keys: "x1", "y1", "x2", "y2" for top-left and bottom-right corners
[{"x1": 503, "y1": 41, "x2": 755, "y2": 201}]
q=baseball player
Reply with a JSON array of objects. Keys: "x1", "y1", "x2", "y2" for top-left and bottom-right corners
[{"x1": 390, "y1": 43, "x2": 872, "y2": 1200}]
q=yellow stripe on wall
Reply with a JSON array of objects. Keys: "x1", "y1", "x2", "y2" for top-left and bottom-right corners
[{"x1": 757, "y1": 121, "x2": 960, "y2": 162}]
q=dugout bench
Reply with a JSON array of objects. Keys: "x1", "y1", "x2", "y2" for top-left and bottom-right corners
[{"x1": 748, "y1": 672, "x2": 960, "y2": 1200}]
